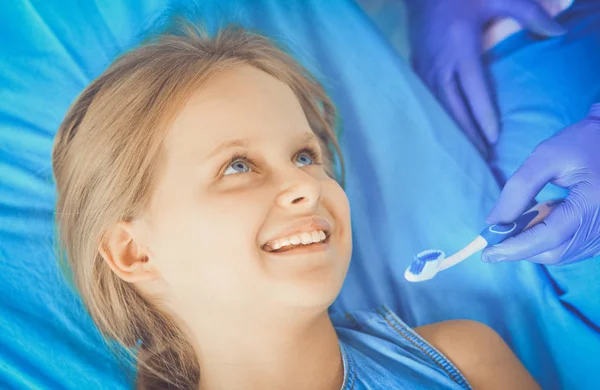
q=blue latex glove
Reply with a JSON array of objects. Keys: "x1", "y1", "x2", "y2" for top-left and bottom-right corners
[
  {"x1": 405, "y1": 0, "x2": 566, "y2": 156},
  {"x1": 482, "y1": 104, "x2": 600, "y2": 265}
]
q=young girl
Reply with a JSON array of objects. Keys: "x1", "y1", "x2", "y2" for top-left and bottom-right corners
[{"x1": 52, "y1": 24, "x2": 539, "y2": 390}]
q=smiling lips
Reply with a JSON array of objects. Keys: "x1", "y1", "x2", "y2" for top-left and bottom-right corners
[{"x1": 262, "y1": 216, "x2": 332, "y2": 253}]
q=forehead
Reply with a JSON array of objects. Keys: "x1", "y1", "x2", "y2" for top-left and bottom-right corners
[{"x1": 164, "y1": 65, "x2": 312, "y2": 160}]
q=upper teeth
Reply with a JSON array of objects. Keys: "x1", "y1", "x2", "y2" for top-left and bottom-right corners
[{"x1": 268, "y1": 230, "x2": 327, "y2": 251}]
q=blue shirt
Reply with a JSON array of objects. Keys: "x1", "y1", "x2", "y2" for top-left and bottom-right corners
[{"x1": 333, "y1": 305, "x2": 471, "y2": 389}]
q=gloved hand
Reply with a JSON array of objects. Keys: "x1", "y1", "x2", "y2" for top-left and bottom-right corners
[
  {"x1": 482, "y1": 104, "x2": 600, "y2": 265},
  {"x1": 405, "y1": 0, "x2": 566, "y2": 156}
]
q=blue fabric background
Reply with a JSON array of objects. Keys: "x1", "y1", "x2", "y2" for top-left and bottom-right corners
[{"x1": 1, "y1": 1, "x2": 598, "y2": 388}]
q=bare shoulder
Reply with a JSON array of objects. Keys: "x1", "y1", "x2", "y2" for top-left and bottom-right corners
[{"x1": 414, "y1": 320, "x2": 540, "y2": 390}]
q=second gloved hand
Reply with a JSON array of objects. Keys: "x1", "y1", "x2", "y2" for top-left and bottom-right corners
[
  {"x1": 482, "y1": 104, "x2": 600, "y2": 265},
  {"x1": 405, "y1": 0, "x2": 566, "y2": 156}
]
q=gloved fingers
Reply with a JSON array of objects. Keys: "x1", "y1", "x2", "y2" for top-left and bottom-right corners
[
  {"x1": 414, "y1": 45, "x2": 457, "y2": 96},
  {"x1": 411, "y1": 53, "x2": 429, "y2": 84},
  {"x1": 410, "y1": 39, "x2": 442, "y2": 86},
  {"x1": 557, "y1": 188, "x2": 600, "y2": 264},
  {"x1": 486, "y1": 145, "x2": 557, "y2": 224},
  {"x1": 457, "y1": 56, "x2": 499, "y2": 146},
  {"x1": 588, "y1": 103, "x2": 600, "y2": 118},
  {"x1": 559, "y1": 243, "x2": 600, "y2": 266},
  {"x1": 481, "y1": 225, "x2": 572, "y2": 264},
  {"x1": 489, "y1": 233, "x2": 590, "y2": 265},
  {"x1": 519, "y1": 240, "x2": 571, "y2": 265},
  {"x1": 438, "y1": 74, "x2": 488, "y2": 156},
  {"x1": 482, "y1": 199, "x2": 579, "y2": 263},
  {"x1": 412, "y1": 55, "x2": 440, "y2": 101},
  {"x1": 490, "y1": 0, "x2": 567, "y2": 36}
]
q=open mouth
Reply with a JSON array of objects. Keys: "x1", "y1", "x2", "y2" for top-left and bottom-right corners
[{"x1": 262, "y1": 230, "x2": 331, "y2": 253}]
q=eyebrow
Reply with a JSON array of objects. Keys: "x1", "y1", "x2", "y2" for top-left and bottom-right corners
[
  {"x1": 206, "y1": 138, "x2": 250, "y2": 160},
  {"x1": 206, "y1": 132, "x2": 320, "y2": 160}
]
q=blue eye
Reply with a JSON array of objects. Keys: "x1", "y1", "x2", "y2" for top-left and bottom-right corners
[
  {"x1": 224, "y1": 159, "x2": 251, "y2": 176},
  {"x1": 295, "y1": 151, "x2": 314, "y2": 167}
]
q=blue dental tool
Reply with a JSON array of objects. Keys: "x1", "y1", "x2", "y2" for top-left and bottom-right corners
[{"x1": 404, "y1": 200, "x2": 561, "y2": 282}]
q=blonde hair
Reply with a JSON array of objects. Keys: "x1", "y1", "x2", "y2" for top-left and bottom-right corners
[{"x1": 52, "y1": 23, "x2": 344, "y2": 389}]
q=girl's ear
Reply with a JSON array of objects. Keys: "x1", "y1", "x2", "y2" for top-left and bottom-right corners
[{"x1": 99, "y1": 222, "x2": 159, "y2": 283}]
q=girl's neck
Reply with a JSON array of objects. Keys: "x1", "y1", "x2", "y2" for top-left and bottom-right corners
[{"x1": 187, "y1": 307, "x2": 344, "y2": 390}]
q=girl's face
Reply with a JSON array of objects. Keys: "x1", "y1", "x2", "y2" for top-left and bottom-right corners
[{"x1": 139, "y1": 65, "x2": 351, "y2": 316}]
